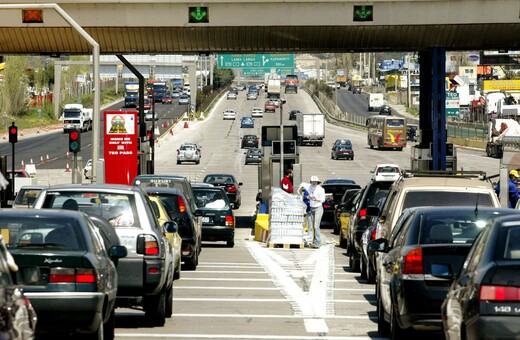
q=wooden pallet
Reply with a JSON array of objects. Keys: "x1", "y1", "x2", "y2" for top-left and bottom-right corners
[{"x1": 268, "y1": 242, "x2": 304, "y2": 249}]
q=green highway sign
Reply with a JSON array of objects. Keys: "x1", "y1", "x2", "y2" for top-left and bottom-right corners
[
  {"x1": 446, "y1": 92, "x2": 460, "y2": 117},
  {"x1": 353, "y1": 5, "x2": 373, "y2": 22},
  {"x1": 242, "y1": 68, "x2": 294, "y2": 76},
  {"x1": 217, "y1": 54, "x2": 294, "y2": 69},
  {"x1": 189, "y1": 7, "x2": 209, "y2": 23}
]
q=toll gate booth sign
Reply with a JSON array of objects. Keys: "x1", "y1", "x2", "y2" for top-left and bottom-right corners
[{"x1": 104, "y1": 111, "x2": 137, "y2": 185}]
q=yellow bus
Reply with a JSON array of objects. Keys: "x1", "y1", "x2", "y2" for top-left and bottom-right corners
[{"x1": 366, "y1": 115, "x2": 407, "y2": 151}]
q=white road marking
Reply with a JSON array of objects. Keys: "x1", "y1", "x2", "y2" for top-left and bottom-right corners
[{"x1": 116, "y1": 333, "x2": 380, "y2": 339}]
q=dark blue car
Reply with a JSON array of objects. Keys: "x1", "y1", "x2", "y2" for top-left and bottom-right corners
[{"x1": 240, "y1": 116, "x2": 254, "y2": 128}]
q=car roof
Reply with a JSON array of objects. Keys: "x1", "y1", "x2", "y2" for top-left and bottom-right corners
[{"x1": 322, "y1": 179, "x2": 356, "y2": 184}]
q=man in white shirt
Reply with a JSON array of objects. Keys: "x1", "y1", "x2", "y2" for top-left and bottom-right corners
[{"x1": 307, "y1": 175, "x2": 326, "y2": 248}]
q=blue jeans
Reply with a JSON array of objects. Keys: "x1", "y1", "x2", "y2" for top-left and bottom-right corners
[{"x1": 307, "y1": 206, "x2": 323, "y2": 246}]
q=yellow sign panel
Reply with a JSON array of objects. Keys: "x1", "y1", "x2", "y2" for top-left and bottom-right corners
[{"x1": 483, "y1": 80, "x2": 520, "y2": 92}]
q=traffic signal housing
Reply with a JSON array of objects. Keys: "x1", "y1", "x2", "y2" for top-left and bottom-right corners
[
  {"x1": 8, "y1": 125, "x2": 17, "y2": 144},
  {"x1": 68, "y1": 129, "x2": 81, "y2": 153}
]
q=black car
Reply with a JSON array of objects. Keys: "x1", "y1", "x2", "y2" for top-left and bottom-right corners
[
  {"x1": 331, "y1": 144, "x2": 354, "y2": 160},
  {"x1": 241, "y1": 134, "x2": 259, "y2": 148},
  {"x1": 370, "y1": 206, "x2": 520, "y2": 339},
  {"x1": 192, "y1": 185, "x2": 236, "y2": 247},
  {"x1": 323, "y1": 178, "x2": 357, "y2": 185},
  {"x1": 289, "y1": 109, "x2": 301, "y2": 120},
  {"x1": 5, "y1": 209, "x2": 127, "y2": 338},
  {"x1": 352, "y1": 86, "x2": 361, "y2": 94},
  {"x1": 346, "y1": 178, "x2": 394, "y2": 272},
  {"x1": 321, "y1": 182, "x2": 361, "y2": 229},
  {"x1": 441, "y1": 213, "x2": 520, "y2": 340},
  {"x1": 245, "y1": 148, "x2": 262, "y2": 165},
  {"x1": 144, "y1": 187, "x2": 202, "y2": 270},
  {"x1": 203, "y1": 174, "x2": 243, "y2": 209},
  {"x1": 379, "y1": 105, "x2": 392, "y2": 115}
]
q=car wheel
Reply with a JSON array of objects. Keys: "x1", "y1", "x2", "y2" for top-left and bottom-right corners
[
  {"x1": 367, "y1": 259, "x2": 376, "y2": 284},
  {"x1": 390, "y1": 305, "x2": 406, "y2": 340},
  {"x1": 234, "y1": 201, "x2": 241, "y2": 209},
  {"x1": 227, "y1": 239, "x2": 235, "y2": 248},
  {"x1": 339, "y1": 234, "x2": 347, "y2": 248},
  {"x1": 196, "y1": 160, "x2": 200, "y2": 164},
  {"x1": 177, "y1": 160, "x2": 181, "y2": 165},
  {"x1": 145, "y1": 290, "x2": 166, "y2": 326},
  {"x1": 360, "y1": 255, "x2": 368, "y2": 279},
  {"x1": 349, "y1": 253, "x2": 360, "y2": 272},
  {"x1": 184, "y1": 250, "x2": 198, "y2": 271},
  {"x1": 103, "y1": 306, "x2": 115, "y2": 340},
  {"x1": 88, "y1": 315, "x2": 103, "y2": 340},
  {"x1": 174, "y1": 258, "x2": 181, "y2": 280},
  {"x1": 165, "y1": 286, "x2": 173, "y2": 318},
  {"x1": 331, "y1": 153, "x2": 333, "y2": 159},
  {"x1": 377, "y1": 295, "x2": 390, "y2": 336}
]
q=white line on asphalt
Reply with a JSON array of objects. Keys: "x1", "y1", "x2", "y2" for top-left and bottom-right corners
[
  {"x1": 116, "y1": 333, "x2": 382, "y2": 339},
  {"x1": 180, "y1": 270, "x2": 267, "y2": 274},
  {"x1": 172, "y1": 286, "x2": 279, "y2": 290},
  {"x1": 334, "y1": 279, "x2": 366, "y2": 283},
  {"x1": 173, "y1": 298, "x2": 287, "y2": 302},
  {"x1": 333, "y1": 288, "x2": 374, "y2": 292},
  {"x1": 171, "y1": 313, "x2": 376, "y2": 320},
  {"x1": 176, "y1": 278, "x2": 273, "y2": 281}
]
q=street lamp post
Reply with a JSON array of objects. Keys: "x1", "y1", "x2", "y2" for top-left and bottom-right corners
[
  {"x1": 280, "y1": 100, "x2": 284, "y2": 184},
  {"x1": 150, "y1": 94, "x2": 155, "y2": 174}
]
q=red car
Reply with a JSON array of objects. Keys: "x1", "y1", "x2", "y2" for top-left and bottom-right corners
[
  {"x1": 162, "y1": 95, "x2": 173, "y2": 104},
  {"x1": 264, "y1": 100, "x2": 276, "y2": 112},
  {"x1": 136, "y1": 98, "x2": 152, "y2": 111}
]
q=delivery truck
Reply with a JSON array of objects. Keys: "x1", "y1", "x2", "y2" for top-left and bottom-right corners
[{"x1": 296, "y1": 112, "x2": 325, "y2": 146}]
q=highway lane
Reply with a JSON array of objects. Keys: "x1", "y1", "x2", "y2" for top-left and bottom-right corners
[
  {"x1": 112, "y1": 88, "x2": 501, "y2": 339},
  {"x1": 0, "y1": 98, "x2": 189, "y2": 171}
]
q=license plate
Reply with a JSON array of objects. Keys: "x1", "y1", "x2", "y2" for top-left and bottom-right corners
[{"x1": 201, "y1": 216, "x2": 210, "y2": 223}]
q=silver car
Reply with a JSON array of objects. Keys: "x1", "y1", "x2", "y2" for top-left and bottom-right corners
[
  {"x1": 32, "y1": 184, "x2": 177, "y2": 327},
  {"x1": 177, "y1": 143, "x2": 201, "y2": 164}
]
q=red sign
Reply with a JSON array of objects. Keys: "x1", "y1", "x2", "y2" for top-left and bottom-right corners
[{"x1": 104, "y1": 111, "x2": 138, "y2": 185}]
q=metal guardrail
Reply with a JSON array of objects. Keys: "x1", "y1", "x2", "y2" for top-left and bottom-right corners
[{"x1": 304, "y1": 86, "x2": 488, "y2": 142}]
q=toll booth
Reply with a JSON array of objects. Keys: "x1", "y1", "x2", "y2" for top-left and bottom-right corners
[
  {"x1": 259, "y1": 125, "x2": 301, "y2": 203},
  {"x1": 410, "y1": 143, "x2": 457, "y2": 171}
]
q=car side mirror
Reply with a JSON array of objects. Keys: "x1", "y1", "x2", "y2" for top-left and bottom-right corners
[
  {"x1": 109, "y1": 245, "x2": 128, "y2": 259},
  {"x1": 368, "y1": 238, "x2": 389, "y2": 254},
  {"x1": 164, "y1": 221, "x2": 178, "y2": 233},
  {"x1": 366, "y1": 205, "x2": 380, "y2": 217}
]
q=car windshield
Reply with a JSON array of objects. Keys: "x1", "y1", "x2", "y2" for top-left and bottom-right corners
[
  {"x1": 181, "y1": 145, "x2": 196, "y2": 150},
  {"x1": 248, "y1": 149, "x2": 262, "y2": 155},
  {"x1": 3, "y1": 216, "x2": 85, "y2": 251},
  {"x1": 42, "y1": 192, "x2": 140, "y2": 228}
]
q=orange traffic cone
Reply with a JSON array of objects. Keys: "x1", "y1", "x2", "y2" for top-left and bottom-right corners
[
  {"x1": 65, "y1": 163, "x2": 71, "y2": 172},
  {"x1": 30, "y1": 158, "x2": 34, "y2": 164},
  {"x1": 170, "y1": 129, "x2": 173, "y2": 135},
  {"x1": 184, "y1": 122, "x2": 189, "y2": 128},
  {"x1": 40, "y1": 156, "x2": 44, "y2": 165},
  {"x1": 66, "y1": 151, "x2": 70, "y2": 159},
  {"x1": 20, "y1": 160, "x2": 25, "y2": 170}
]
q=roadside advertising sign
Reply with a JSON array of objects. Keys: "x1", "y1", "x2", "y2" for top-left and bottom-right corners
[
  {"x1": 446, "y1": 92, "x2": 460, "y2": 117},
  {"x1": 104, "y1": 111, "x2": 138, "y2": 185}
]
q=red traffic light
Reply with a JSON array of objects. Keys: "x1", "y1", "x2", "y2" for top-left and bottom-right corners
[
  {"x1": 70, "y1": 130, "x2": 80, "y2": 141},
  {"x1": 8, "y1": 124, "x2": 18, "y2": 144},
  {"x1": 68, "y1": 129, "x2": 81, "y2": 153}
]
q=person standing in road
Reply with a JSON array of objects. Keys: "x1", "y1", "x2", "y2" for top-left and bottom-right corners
[
  {"x1": 281, "y1": 169, "x2": 293, "y2": 193},
  {"x1": 307, "y1": 175, "x2": 326, "y2": 248}
]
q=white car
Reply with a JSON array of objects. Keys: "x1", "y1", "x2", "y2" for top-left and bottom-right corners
[
  {"x1": 177, "y1": 143, "x2": 200, "y2": 164},
  {"x1": 247, "y1": 92, "x2": 258, "y2": 100},
  {"x1": 371, "y1": 163, "x2": 401, "y2": 182},
  {"x1": 223, "y1": 109, "x2": 237, "y2": 120},
  {"x1": 178, "y1": 95, "x2": 190, "y2": 105},
  {"x1": 227, "y1": 92, "x2": 237, "y2": 100},
  {"x1": 251, "y1": 107, "x2": 264, "y2": 118}
]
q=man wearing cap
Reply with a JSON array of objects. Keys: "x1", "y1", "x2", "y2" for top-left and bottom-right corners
[
  {"x1": 494, "y1": 170, "x2": 520, "y2": 208},
  {"x1": 307, "y1": 175, "x2": 326, "y2": 248}
]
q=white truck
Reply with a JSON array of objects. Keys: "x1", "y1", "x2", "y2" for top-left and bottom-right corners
[
  {"x1": 486, "y1": 118, "x2": 520, "y2": 158},
  {"x1": 296, "y1": 112, "x2": 325, "y2": 146},
  {"x1": 62, "y1": 103, "x2": 93, "y2": 133},
  {"x1": 267, "y1": 75, "x2": 281, "y2": 99},
  {"x1": 368, "y1": 93, "x2": 384, "y2": 111}
]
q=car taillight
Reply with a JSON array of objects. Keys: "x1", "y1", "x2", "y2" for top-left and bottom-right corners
[
  {"x1": 358, "y1": 208, "x2": 367, "y2": 220},
  {"x1": 480, "y1": 285, "x2": 520, "y2": 301},
  {"x1": 178, "y1": 196, "x2": 186, "y2": 213},
  {"x1": 227, "y1": 185, "x2": 237, "y2": 193},
  {"x1": 49, "y1": 268, "x2": 97, "y2": 283},
  {"x1": 225, "y1": 215, "x2": 235, "y2": 226},
  {"x1": 402, "y1": 247, "x2": 423, "y2": 275},
  {"x1": 144, "y1": 234, "x2": 160, "y2": 255},
  {"x1": 371, "y1": 227, "x2": 377, "y2": 240}
]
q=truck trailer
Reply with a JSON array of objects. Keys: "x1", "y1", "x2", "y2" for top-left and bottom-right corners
[{"x1": 296, "y1": 112, "x2": 325, "y2": 146}]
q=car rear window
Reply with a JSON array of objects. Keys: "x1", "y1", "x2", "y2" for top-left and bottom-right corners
[
  {"x1": 402, "y1": 191, "x2": 494, "y2": 210},
  {"x1": 323, "y1": 184, "x2": 361, "y2": 203},
  {"x1": 42, "y1": 192, "x2": 140, "y2": 228},
  {"x1": 364, "y1": 181, "x2": 393, "y2": 207},
  {"x1": 204, "y1": 176, "x2": 234, "y2": 185},
  {"x1": 3, "y1": 217, "x2": 85, "y2": 251},
  {"x1": 194, "y1": 189, "x2": 230, "y2": 209}
]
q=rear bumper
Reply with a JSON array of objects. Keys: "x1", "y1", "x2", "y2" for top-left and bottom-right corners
[
  {"x1": 202, "y1": 225, "x2": 234, "y2": 241},
  {"x1": 466, "y1": 316, "x2": 520, "y2": 339},
  {"x1": 116, "y1": 257, "x2": 166, "y2": 299},
  {"x1": 25, "y1": 292, "x2": 104, "y2": 332}
]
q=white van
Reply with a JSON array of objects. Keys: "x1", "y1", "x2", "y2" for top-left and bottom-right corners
[{"x1": 368, "y1": 93, "x2": 384, "y2": 111}]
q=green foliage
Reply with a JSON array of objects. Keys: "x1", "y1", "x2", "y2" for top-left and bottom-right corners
[
  {"x1": 0, "y1": 56, "x2": 30, "y2": 117},
  {"x1": 213, "y1": 68, "x2": 234, "y2": 90}
]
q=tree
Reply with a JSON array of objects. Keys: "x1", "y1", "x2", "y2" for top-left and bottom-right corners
[
  {"x1": 0, "y1": 56, "x2": 30, "y2": 117},
  {"x1": 213, "y1": 67, "x2": 234, "y2": 90}
]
